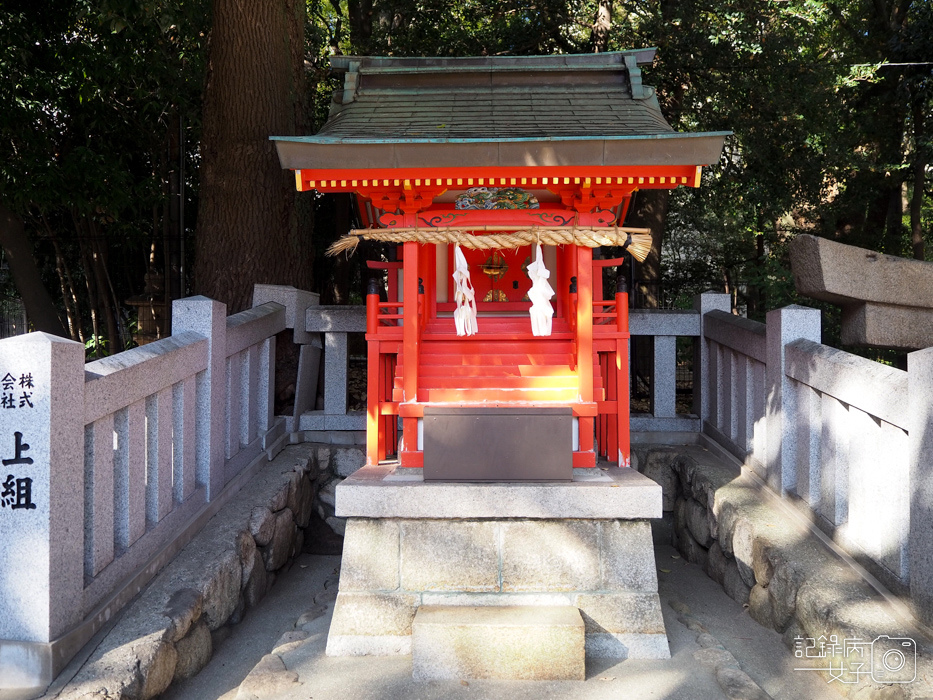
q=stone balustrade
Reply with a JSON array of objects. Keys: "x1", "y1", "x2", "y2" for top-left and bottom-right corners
[
  {"x1": 0, "y1": 295, "x2": 287, "y2": 691},
  {"x1": 700, "y1": 301, "x2": 933, "y2": 626},
  {"x1": 5, "y1": 286, "x2": 933, "y2": 697}
]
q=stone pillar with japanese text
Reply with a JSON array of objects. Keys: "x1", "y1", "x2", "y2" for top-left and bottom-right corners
[{"x1": 0, "y1": 333, "x2": 85, "y2": 685}]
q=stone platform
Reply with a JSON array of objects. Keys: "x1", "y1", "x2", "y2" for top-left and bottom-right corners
[
  {"x1": 326, "y1": 465, "x2": 670, "y2": 662},
  {"x1": 412, "y1": 605, "x2": 585, "y2": 681}
]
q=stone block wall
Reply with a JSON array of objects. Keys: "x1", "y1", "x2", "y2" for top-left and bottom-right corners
[
  {"x1": 58, "y1": 445, "x2": 321, "y2": 700},
  {"x1": 327, "y1": 516, "x2": 668, "y2": 660},
  {"x1": 306, "y1": 443, "x2": 365, "y2": 537},
  {"x1": 634, "y1": 444, "x2": 933, "y2": 699}
]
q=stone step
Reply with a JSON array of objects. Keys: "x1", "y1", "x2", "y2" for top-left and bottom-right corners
[{"x1": 411, "y1": 605, "x2": 585, "y2": 681}]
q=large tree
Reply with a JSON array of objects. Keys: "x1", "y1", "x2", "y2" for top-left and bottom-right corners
[
  {"x1": 1, "y1": 0, "x2": 207, "y2": 346},
  {"x1": 194, "y1": 0, "x2": 312, "y2": 312}
]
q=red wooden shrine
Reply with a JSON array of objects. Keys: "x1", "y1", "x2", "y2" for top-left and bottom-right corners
[{"x1": 273, "y1": 52, "x2": 727, "y2": 473}]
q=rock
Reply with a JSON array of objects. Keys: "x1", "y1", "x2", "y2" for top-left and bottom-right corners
[
  {"x1": 794, "y1": 575, "x2": 896, "y2": 650},
  {"x1": 228, "y1": 593, "x2": 246, "y2": 625},
  {"x1": 315, "y1": 446, "x2": 332, "y2": 473},
  {"x1": 294, "y1": 477, "x2": 315, "y2": 528},
  {"x1": 262, "y1": 507, "x2": 297, "y2": 572},
  {"x1": 673, "y1": 454, "x2": 698, "y2": 494},
  {"x1": 718, "y1": 502, "x2": 739, "y2": 557},
  {"x1": 269, "y1": 483, "x2": 289, "y2": 513},
  {"x1": 325, "y1": 515, "x2": 346, "y2": 537},
  {"x1": 678, "y1": 615, "x2": 708, "y2": 634},
  {"x1": 319, "y1": 478, "x2": 338, "y2": 508},
  {"x1": 706, "y1": 499, "x2": 719, "y2": 542},
  {"x1": 722, "y1": 558, "x2": 751, "y2": 605},
  {"x1": 173, "y1": 618, "x2": 212, "y2": 682},
  {"x1": 272, "y1": 630, "x2": 309, "y2": 654},
  {"x1": 237, "y1": 530, "x2": 257, "y2": 566},
  {"x1": 162, "y1": 587, "x2": 203, "y2": 643},
  {"x1": 333, "y1": 447, "x2": 365, "y2": 477},
  {"x1": 781, "y1": 621, "x2": 805, "y2": 650},
  {"x1": 292, "y1": 453, "x2": 312, "y2": 476},
  {"x1": 674, "y1": 497, "x2": 687, "y2": 533},
  {"x1": 291, "y1": 528, "x2": 305, "y2": 559},
  {"x1": 296, "y1": 605, "x2": 328, "y2": 628},
  {"x1": 677, "y1": 527, "x2": 709, "y2": 571},
  {"x1": 137, "y1": 638, "x2": 178, "y2": 700},
  {"x1": 640, "y1": 449, "x2": 680, "y2": 512},
  {"x1": 249, "y1": 507, "x2": 276, "y2": 547},
  {"x1": 706, "y1": 541, "x2": 727, "y2": 586},
  {"x1": 242, "y1": 546, "x2": 269, "y2": 608},
  {"x1": 689, "y1": 467, "x2": 714, "y2": 505},
  {"x1": 748, "y1": 584, "x2": 775, "y2": 631},
  {"x1": 752, "y1": 538, "x2": 775, "y2": 587},
  {"x1": 236, "y1": 654, "x2": 300, "y2": 700},
  {"x1": 685, "y1": 497, "x2": 713, "y2": 547},
  {"x1": 849, "y1": 683, "x2": 911, "y2": 700},
  {"x1": 201, "y1": 550, "x2": 243, "y2": 630},
  {"x1": 715, "y1": 666, "x2": 772, "y2": 700},
  {"x1": 693, "y1": 647, "x2": 739, "y2": 671},
  {"x1": 731, "y1": 516, "x2": 757, "y2": 588},
  {"x1": 767, "y1": 558, "x2": 803, "y2": 632},
  {"x1": 314, "y1": 586, "x2": 339, "y2": 606},
  {"x1": 285, "y1": 471, "x2": 304, "y2": 515},
  {"x1": 766, "y1": 539, "x2": 833, "y2": 633},
  {"x1": 696, "y1": 632, "x2": 722, "y2": 649}
]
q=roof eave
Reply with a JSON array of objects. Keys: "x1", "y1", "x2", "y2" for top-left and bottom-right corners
[
  {"x1": 328, "y1": 49, "x2": 659, "y2": 76},
  {"x1": 271, "y1": 132, "x2": 731, "y2": 171}
]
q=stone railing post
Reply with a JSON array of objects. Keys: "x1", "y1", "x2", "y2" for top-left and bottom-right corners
[
  {"x1": 908, "y1": 347, "x2": 933, "y2": 626},
  {"x1": 0, "y1": 333, "x2": 84, "y2": 687},
  {"x1": 693, "y1": 292, "x2": 731, "y2": 424},
  {"x1": 252, "y1": 284, "x2": 322, "y2": 433},
  {"x1": 173, "y1": 296, "x2": 227, "y2": 501},
  {"x1": 765, "y1": 305, "x2": 821, "y2": 494}
]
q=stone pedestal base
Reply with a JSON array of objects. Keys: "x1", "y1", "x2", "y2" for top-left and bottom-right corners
[
  {"x1": 412, "y1": 605, "x2": 585, "y2": 680},
  {"x1": 325, "y1": 465, "x2": 669, "y2": 661}
]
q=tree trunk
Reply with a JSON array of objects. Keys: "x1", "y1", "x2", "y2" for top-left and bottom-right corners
[
  {"x1": 0, "y1": 201, "x2": 66, "y2": 337},
  {"x1": 195, "y1": 0, "x2": 311, "y2": 313},
  {"x1": 591, "y1": 0, "x2": 612, "y2": 53},
  {"x1": 625, "y1": 189, "x2": 670, "y2": 309},
  {"x1": 347, "y1": 0, "x2": 375, "y2": 53}
]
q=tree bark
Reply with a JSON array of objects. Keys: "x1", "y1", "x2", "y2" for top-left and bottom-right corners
[
  {"x1": 591, "y1": 0, "x2": 612, "y2": 53},
  {"x1": 347, "y1": 0, "x2": 375, "y2": 53},
  {"x1": 0, "y1": 201, "x2": 66, "y2": 336},
  {"x1": 195, "y1": 0, "x2": 312, "y2": 313},
  {"x1": 625, "y1": 189, "x2": 670, "y2": 309}
]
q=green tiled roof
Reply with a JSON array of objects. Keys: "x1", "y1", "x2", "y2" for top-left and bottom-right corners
[
  {"x1": 317, "y1": 51, "x2": 672, "y2": 141},
  {"x1": 272, "y1": 51, "x2": 729, "y2": 170}
]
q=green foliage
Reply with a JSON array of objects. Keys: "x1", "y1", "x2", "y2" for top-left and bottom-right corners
[
  {"x1": 0, "y1": 0, "x2": 208, "y2": 351},
  {"x1": 597, "y1": 0, "x2": 933, "y2": 321},
  {"x1": 3, "y1": 0, "x2": 930, "y2": 349}
]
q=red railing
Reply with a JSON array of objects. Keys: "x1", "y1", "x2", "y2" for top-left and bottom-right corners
[
  {"x1": 593, "y1": 292, "x2": 631, "y2": 467},
  {"x1": 365, "y1": 294, "x2": 403, "y2": 465}
]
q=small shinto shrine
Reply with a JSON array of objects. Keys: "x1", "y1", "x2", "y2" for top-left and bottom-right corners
[{"x1": 274, "y1": 52, "x2": 727, "y2": 678}]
